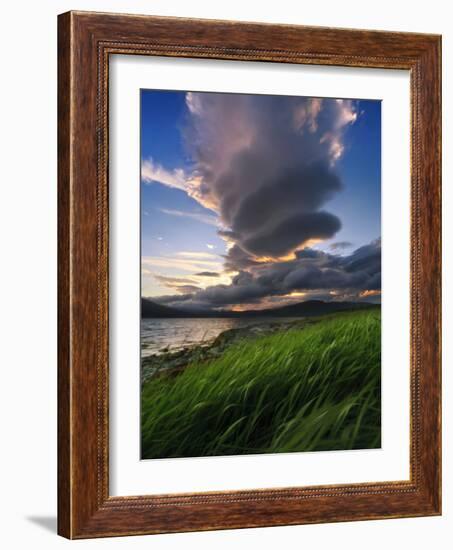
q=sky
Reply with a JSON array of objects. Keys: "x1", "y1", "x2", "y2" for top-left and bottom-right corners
[{"x1": 141, "y1": 89, "x2": 381, "y2": 312}]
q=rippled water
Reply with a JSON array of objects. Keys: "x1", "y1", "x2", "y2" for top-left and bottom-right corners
[{"x1": 141, "y1": 317, "x2": 297, "y2": 357}]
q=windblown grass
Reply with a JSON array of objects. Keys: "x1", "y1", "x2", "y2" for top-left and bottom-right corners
[{"x1": 141, "y1": 309, "x2": 381, "y2": 459}]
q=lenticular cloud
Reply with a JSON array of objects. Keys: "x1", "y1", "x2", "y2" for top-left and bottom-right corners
[{"x1": 182, "y1": 93, "x2": 357, "y2": 264}]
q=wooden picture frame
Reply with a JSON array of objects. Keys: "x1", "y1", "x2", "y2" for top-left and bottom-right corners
[{"x1": 58, "y1": 10, "x2": 441, "y2": 539}]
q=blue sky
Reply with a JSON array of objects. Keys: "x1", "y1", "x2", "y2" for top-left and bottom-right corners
[{"x1": 141, "y1": 90, "x2": 381, "y2": 310}]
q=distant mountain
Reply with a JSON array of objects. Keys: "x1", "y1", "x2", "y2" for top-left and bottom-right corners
[
  {"x1": 242, "y1": 299, "x2": 377, "y2": 317},
  {"x1": 141, "y1": 298, "x2": 378, "y2": 319},
  {"x1": 141, "y1": 300, "x2": 188, "y2": 318}
]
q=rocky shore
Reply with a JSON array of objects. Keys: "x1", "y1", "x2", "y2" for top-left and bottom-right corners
[{"x1": 141, "y1": 318, "x2": 317, "y2": 384}]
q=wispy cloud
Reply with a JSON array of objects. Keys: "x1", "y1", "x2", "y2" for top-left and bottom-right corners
[
  {"x1": 141, "y1": 159, "x2": 187, "y2": 190},
  {"x1": 152, "y1": 274, "x2": 201, "y2": 295},
  {"x1": 176, "y1": 251, "x2": 219, "y2": 259},
  {"x1": 195, "y1": 271, "x2": 220, "y2": 277},
  {"x1": 142, "y1": 255, "x2": 222, "y2": 274},
  {"x1": 142, "y1": 262, "x2": 230, "y2": 297},
  {"x1": 159, "y1": 208, "x2": 218, "y2": 227},
  {"x1": 154, "y1": 275, "x2": 198, "y2": 285}
]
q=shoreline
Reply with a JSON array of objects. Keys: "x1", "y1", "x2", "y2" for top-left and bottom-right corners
[{"x1": 141, "y1": 317, "x2": 319, "y2": 384}]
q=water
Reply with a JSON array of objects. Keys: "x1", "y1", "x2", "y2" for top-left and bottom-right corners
[{"x1": 141, "y1": 317, "x2": 298, "y2": 357}]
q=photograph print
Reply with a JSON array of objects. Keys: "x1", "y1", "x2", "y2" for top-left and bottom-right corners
[{"x1": 140, "y1": 89, "x2": 381, "y2": 460}]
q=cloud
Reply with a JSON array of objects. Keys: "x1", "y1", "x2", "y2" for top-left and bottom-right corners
[
  {"x1": 141, "y1": 159, "x2": 187, "y2": 190},
  {"x1": 223, "y1": 244, "x2": 261, "y2": 272},
  {"x1": 240, "y1": 211, "x2": 341, "y2": 257},
  {"x1": 154, "y1": 275, "x2": 197, "y2": 285},
  {"x1": 195, "y1": 271, "x2": 220, "y2": 277},
  {"x1": 180, "y1": 93, "x2": 357, "y2": 265},
  {"x1": 152, "y1": 275, "x2": 201, "y2": 295},
  {"x1": 159, "y1": 208, "x2": 218, "y2": 226},
  {"x1": 176, "y1": 251, "x2": 219, "y2": 259},
  {"x1": 329, "y1": 241, "x2": 353, "y2": 251},
  {"x1": 155, "y1": 238, "x2": 381, "y2": 310},
  {"x1": 172, "y1": 285, "x2": 201, "y2": 295},
  {"x1": 142, "y1": 255, "x2": 222, "y2": 274},
  {"x1": 342, "y1": 239, "x2": 381, "y2": 274}
]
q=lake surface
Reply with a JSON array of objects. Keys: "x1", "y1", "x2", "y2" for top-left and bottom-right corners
[{"x1": 141, "y1": 317, "x2": 301, "y2": 357}]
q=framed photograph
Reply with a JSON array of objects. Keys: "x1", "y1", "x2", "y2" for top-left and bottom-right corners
[{"x1": 58, "y1": 11, "x2": 441, "y2": 539}]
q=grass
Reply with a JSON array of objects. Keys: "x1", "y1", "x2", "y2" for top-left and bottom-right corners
[{"x1": 141, "y1": 309, "x2": 381, "y2": 459}]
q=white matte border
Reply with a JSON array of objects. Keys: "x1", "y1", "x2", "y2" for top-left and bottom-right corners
[{"x1": 109, "y1": 55, "x2": 410, "y2": 496}]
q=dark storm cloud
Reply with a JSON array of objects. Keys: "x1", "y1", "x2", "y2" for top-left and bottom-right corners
[
  {"x1": 295, "y1": 248, "x2": 328, "y2": 260},
  {"x1": 282, "y1": 265, "x2": 368, "y2": 290},
  {"x1": 223, "y1": 244, "x2": 261, "y2": 272},
  {"x1": 342, "y1": 239, "x2": 381, "y2": 273},
  {"x1": 281, "y1": 239, "x2": 381, "y2": 291},
  {"x1": 181, "y1": 93, "x2": 358, "y2": 264},
  {"x1": 156, "y1": 238, "x2": 381, "y2": 310},
  {"x1": 224, "y1": 162, "x2": 342, "y2": 257},
  {"x1": 241, "y1": 211, "x2": 341, "y2": 257}
]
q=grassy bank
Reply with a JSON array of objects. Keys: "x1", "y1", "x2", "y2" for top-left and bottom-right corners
[{"x1": 141, "y1": 309, "x2": 381, "y2": 459}]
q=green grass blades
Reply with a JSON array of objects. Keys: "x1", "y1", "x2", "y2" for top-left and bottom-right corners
[{"x1": 141, "y1": 309, "x2": 381, "y2": 459}]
